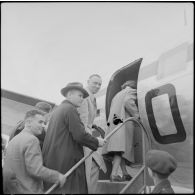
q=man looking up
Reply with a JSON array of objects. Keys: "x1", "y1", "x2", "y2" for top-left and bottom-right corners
[{"x1": 78, "y1": 75, "x2": 107, "y2": 193}]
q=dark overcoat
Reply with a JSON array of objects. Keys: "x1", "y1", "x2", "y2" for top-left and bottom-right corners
[{"x1": 42, "y1": 100, "x2": 99, "y2": 194}]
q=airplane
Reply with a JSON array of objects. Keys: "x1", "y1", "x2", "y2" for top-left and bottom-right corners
[
  {"x1": 94, "y1": 39, "x2": 193, "y2": 193},
  {"x1": 2, "y1": 38, "x2": 193, "y2": 194},
  {"x1": 1, "y1": 18, "x2": 193, "y2": 191}
]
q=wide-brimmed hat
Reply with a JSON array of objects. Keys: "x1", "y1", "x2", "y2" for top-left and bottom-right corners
[{"x1": 61, "y1": 82, "x2": 89, "y2": 98}]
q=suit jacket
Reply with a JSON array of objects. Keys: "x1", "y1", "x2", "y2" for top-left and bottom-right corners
[
  {"x1": 9, "y1": 120, "x2": 46, "y2": 149},
  {"x1": 42, "y1": 100, "x2": 99, "y2": 194},
  {"x1": 77, "y1": 88, "x2": 107, "y2": 190},
  {"x1": 9, "y1": 120, "x2": 24, "y2": 140},
  {"x1": 78, "y1": 88, "x2": 97, "y2": 129},
  {"x1": 3, "y1": 131, "x2": 60, "y2": 194},
  {"x1": 151, "y1": 179, "x2": 175, "y2": 194}
]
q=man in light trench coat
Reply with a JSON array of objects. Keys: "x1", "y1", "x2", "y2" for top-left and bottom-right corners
[{"x1": 78, "y1": 74, "x2": 107, "y2": 193}]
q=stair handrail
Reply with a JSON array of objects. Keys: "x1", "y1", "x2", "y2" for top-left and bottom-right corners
[
  {"x1": 44, "y1": 117, "x2": 150, "y2": 194},
  {"x1": 119, "y1": 165, "x2": 145, "y2": 194},
  {"x1": 119, "y1": 118, "x2": 151, "y2": 194}
]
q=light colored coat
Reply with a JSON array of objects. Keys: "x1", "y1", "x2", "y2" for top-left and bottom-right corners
[
  {"x1": 3, "y1": 131, "x2": 60, "y2": 194},
  {"x1": 78, "y1": 88, "x2": 107, "y2": 191},
  {"x1": 102, "y1": 87, "x2": 139, "y2": 164}
]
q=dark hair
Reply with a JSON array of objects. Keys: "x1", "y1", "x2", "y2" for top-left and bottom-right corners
[
  {"x1": 88, "y1": 74, "x2": 101, "y2": 80},
  {"x1": 121, "y1": 80, "x2": 137, "y2": 89},
  {"x1": 35, "y1": 102, "x2": 52, "y2": 113},
  {"x1": 153, "y1": 170, "x2": 169, "y2": 179},
  {"x1": 24, "y1": 109, "x2": 45, "y2": 120}
]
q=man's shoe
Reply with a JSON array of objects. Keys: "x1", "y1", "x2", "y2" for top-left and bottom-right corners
[
  {"x1": 110, "y1": 175, "x2": 124, "y2": 182},
  {"x1": 122, "y1": 174, "x2": 133, "y2": 181}
]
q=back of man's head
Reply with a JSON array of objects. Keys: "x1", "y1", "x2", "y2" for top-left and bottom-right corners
[{"x1": 35, "y1": 102, "x2": 52, "y2": 113}]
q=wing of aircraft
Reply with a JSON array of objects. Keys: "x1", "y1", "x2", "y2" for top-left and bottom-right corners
[{"x1": 1, "y1": 89, "x2": 56, "y2": 137}]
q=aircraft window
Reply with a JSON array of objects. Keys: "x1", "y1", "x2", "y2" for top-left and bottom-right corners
[
  {"x1": 145, "y1": 83, "x2": 186, "y2": 144},
  {"x1": 157, "y1": 43, "x2": 188, "y2": 79},
  {"x1": 152, "y1": 94, "x2": 177, "y2": 136}
]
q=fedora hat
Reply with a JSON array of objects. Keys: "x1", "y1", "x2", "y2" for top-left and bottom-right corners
[{"x1": 61, "y1": 82, "x2": 89, "y2": 98}]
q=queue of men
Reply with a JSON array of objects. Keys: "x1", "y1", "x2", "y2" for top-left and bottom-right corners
[{"x1": 2, "y1": 74, "x2": 177, "y2": 194}]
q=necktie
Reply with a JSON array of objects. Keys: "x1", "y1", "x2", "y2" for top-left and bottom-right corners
[{"x1": 93, "y1": 97, "x2": 97, "y2": 109}]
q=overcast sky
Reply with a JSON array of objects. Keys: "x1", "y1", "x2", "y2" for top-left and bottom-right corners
[{"x1": 1, "y1": 2, "x2": 193, "y2": 104}]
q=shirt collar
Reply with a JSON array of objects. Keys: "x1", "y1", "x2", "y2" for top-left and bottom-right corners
[
  {"x1": 62, "y1": 99, "x2": 76, "y2": 107},
  {"x1": 86, "y1": 87, "x2": 95, "y2": 100}
]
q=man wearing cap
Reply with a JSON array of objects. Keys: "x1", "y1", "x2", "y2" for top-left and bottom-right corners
[
  {"x1": 102, "y1": 80, "x2": 139, "y2": 182},
  {"x1": 146, "y1": 149, "x2": 177, "y2": 194},
  {"x1": 77, "y1": 74, "x2": 107, "y2": 193},
  {"x1": 9, "y1": 101, "x2": 52, "y2": 149},
  {"x1": 42, "y1": 82, "x2": 106, "y2": 194}
]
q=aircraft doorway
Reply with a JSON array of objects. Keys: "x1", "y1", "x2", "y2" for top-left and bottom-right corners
[{"x1": 99, "y1": 58, "x2": 145, "y2": 181}]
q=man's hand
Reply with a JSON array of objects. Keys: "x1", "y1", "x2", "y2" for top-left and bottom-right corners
[
  {"x1": 97, "y1": 137, "x2": 107, "y2": 147},
  {"x1": 92, "y1": 124, "x2": 105, "y2": 138},
  {"x1": 134, "y1": 116, "x2": 140, "y2": 121},
  {"x1": 57, "y1": 174, "x2": 67, "y2": 188}
]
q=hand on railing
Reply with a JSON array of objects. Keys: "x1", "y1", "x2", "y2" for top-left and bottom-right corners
[
  {"x1": 57, "y1": 174, "x2": 67, "y2": 188},
  {"x1": 97, "y1": 137, "x2": 107, "y2": 147},
  {"x1": 134, "y1": 116, "x2": 140, "y2": 121},
  {"x1": 92, "y1": 124, "x2": 105, "y2": 138}
]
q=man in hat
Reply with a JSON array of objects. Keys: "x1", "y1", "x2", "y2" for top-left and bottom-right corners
[
  {"x1": 42, "y1": 82, "x2": 106, "y2": 194},
  {"x1": 3, "y1": 109, "x2": 66, "y2": 194},
  {"x1": 146, "y1": 149, "x2": 177, "y2": 194},
  {"x1": 9, "y1": 101, "x2": 52, "y2": 149},
  {"x1": 77, "y1": 74, "x2": 107, "y2": 193},
  {"x1": 102, "y1": 80, "x2": 139, "y2": 182}
]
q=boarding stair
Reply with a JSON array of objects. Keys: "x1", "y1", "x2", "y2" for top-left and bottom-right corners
[{"x1": 96, "y1": 117, "x2": 153, "y2": 194}]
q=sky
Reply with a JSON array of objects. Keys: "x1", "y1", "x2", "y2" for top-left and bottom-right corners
[{"x1": 1, "y1": 2, "x2": 193, "y2": 105}]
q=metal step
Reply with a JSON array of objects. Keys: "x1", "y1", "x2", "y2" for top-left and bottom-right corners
[
  {"x1": 96, "y1": 180, "x2": 128, "y2": 194},
  {"x1": 97, "y1": 166, "x2": 147, "y2": 194}
]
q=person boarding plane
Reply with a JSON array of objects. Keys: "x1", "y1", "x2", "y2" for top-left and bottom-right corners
[{"x1": 1, "y1": 41, "x2": 193, "y2": 193}]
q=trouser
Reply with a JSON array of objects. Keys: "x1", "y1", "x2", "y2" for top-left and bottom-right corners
[{"x1": 88, "y1": 159, "x2": 100, "y2": 194}]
